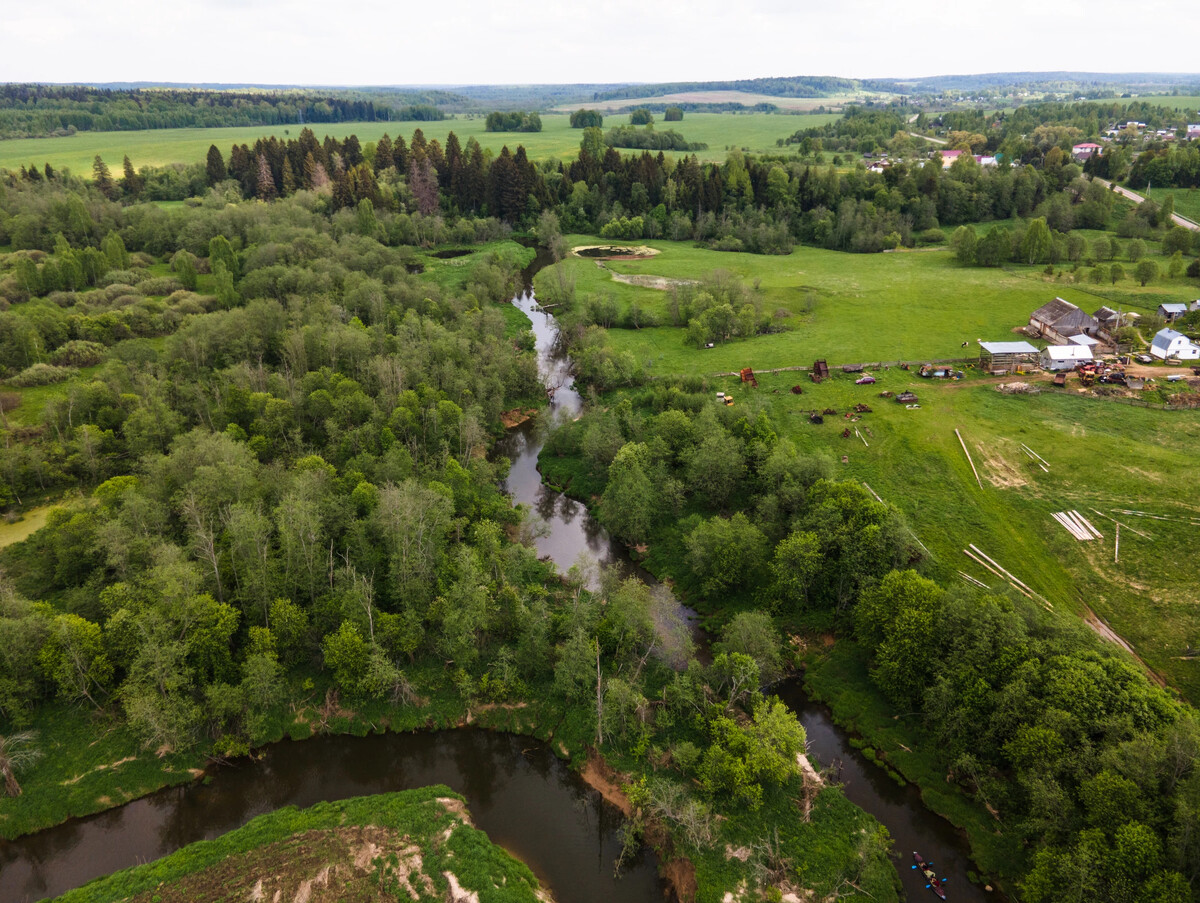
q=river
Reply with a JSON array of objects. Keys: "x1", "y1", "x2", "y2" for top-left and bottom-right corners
[{"x1": 0, "y1": 253, "x2": 998, "y2": 903}]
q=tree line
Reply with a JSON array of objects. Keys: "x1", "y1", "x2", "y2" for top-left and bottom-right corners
[{"x1": 0, "y1": 85, "x2": 446, "y2": 140}]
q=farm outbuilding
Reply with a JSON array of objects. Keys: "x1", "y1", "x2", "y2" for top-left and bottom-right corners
[
  {"x1": 1158, "y1": 303, "x2": 1188, "y2": 323},
  {"x1": 1150, "y1": 328, "x2": 1200, "y2": 360},
  {"x1": 978, "y1": 341, "x2": 1039, "y2": 372},
  {"x1": 1029, "y1": 298, "x2": 1100, "y2": 344},
  {"x1": 1040, "y1": 345, "x2": 1093, "y2": 370}
]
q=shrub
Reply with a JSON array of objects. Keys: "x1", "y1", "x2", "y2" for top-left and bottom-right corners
[
  {"x1": 136, "y1": 276, "x2": 184, "y2": 297},
  {"x1": 50, "y1": 340, "x2": 107, "y2": 366},
  {"x1": 7, "y1": 363, "x2": 76, "y2": 386}
]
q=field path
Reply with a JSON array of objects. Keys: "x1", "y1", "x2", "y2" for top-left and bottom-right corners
[{"x1": 1094, "y1": 178, "x2": 1200, "y2": 231}]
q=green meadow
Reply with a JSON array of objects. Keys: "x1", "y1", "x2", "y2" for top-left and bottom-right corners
[
  {"x1": 538, "y1": 237, "x2": 1196, "y2": 376},
  {"x1": 538, "y1": 239, "x2": 1200, "y2": 699},
  {"x1": 0, "y1": 111, "x2": 832, "y2": 175}
]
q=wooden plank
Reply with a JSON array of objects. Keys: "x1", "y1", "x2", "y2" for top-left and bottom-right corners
[{"x1": 956, "y1": 429, "x2": 983, "y2": 489}]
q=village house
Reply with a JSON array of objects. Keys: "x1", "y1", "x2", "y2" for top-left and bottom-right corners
[
  {"x1": 1040, "y1": 345, "x2": 1094, "y2": 371},
  {"x1": 1158, "y1": 303, "x2": 1188, "y2": 323},
  {"x1": 1150, "y1": 328, "x2": 1200, "y2": 361},
  {"x1": 1072, "y1": 142, "x2": 1102, "y2": 162},
  {"x1": 1187, "y1": 124, "x2": 1200, "y2": 139},
  {"x1": 939, "y1": 149, "x2": 966, "y2": 168},
  {"x1": 1028, "y1": 298, "x2": 1101, "y2": 345}
]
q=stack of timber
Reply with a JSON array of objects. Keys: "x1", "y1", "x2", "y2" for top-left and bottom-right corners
[{"x1": 1052, "y1": 510, "x2": 1104, "y2": 541}]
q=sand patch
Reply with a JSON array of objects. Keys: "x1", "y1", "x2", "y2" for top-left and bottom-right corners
[
  {"x1": 609, "y1": 273, "x2": 697, "y2": 291},
  {"x1": 571, "y1": 244, "x2": 660, "y2": 260}
]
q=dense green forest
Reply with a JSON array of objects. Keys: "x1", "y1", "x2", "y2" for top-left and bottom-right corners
[
  {"x1": 0, "y1": 168, "x2": 898, "y2": 901},
  {"x1": 11, "y1": 106, "x2": 1194, "y2": 261},
  {"x1": 0, "y1": 85, "x2": 446, "y2": 140}
]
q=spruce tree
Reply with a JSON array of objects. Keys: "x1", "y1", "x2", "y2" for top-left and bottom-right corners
[
  {"x1": 205, "y1": 145, "x2": 226, "y2": 186},
  {"x1": 92, "y1": 155, "x2": 117, "y2": 199},
  {"x1": 122, "y1": 156, "x2": 143, "y2": 199}
]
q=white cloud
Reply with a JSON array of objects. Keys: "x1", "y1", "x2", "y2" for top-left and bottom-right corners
[{"x1": 0, "y1": 0, "x2": 1196, "y2": 85}]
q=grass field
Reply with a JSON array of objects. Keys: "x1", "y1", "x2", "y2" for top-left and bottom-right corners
[
  {"x1": 539, "y1": 239, "x2": 1200, "y2": 699},
  {"x1": 1132, "y1": 94, "x2": 1200, "y2": 111},
  {"x1": 538, "y1": 237, "x2": 1196, "y2": 375},
  {"x1": 1138, "y1": 185, "x2": 1200, "y2": 224},
  {"x1": 0, "y1": 112, "x2": 831, "y2": 175}
]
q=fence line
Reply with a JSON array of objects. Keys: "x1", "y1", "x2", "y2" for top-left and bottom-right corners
[{"x1": 710, "y1": 357, "x2": 975, "y2": 378}]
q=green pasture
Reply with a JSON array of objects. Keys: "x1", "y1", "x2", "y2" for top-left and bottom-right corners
[
  {"x1": 538, "y1": 238, "x2": 1195, "y2": 375},
  {"x1": 0, "y1": 112, "x2": 823, "y2": 176},
  {"x1": 1131, "y1": 94, "x2": 1200, "y2": 111}
]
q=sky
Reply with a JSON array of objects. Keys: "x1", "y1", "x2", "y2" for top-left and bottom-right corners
[{"x1": 3, "y1": 0, "x2": 1198, "y2": 86}]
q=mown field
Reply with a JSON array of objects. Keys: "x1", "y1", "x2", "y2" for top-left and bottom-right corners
[
  {"x1": 0, "y1": 111, "x2": 832, "y2": 175},
  {"x1": 537, "y1": 240, "x2": 1200, "y2": 699},
  {"x1": 539, "y1": 237, "x2": 1197, "y2": 375}
]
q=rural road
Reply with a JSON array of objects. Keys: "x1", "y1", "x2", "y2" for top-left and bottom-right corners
[
  {"x1": 900, "y1": 130, "x2": 947, "y2": 145},
  {"x1": 1093, "y1": 177, "x2": 1200, "y2": 232}
]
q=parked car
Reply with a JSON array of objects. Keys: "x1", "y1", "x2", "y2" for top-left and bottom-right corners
[
  {"x1": 855, "y1": 375, "x2": 877, "y2": 385},
  {"x1": 1136, "y1": 354, "x2": 1154, "y2": 364}
]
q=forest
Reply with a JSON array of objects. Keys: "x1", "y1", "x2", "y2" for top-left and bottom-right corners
[
  {"x1": 0, "y1": 85, "x2": 445, "y2": 140},
  {"x1": 0, "y1": 169, "x2": 897, "y2": 901}
]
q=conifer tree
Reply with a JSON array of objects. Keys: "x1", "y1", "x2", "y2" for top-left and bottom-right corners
[
  {"x1": 121, "y1": 156, "x2": 143, "y2": 199},
  {"x1": 255, "y1": 153, "x2": 277, "y2": 201},
  {"x1": 205, "y1": 144, "x2": 226, "y2": 186},
  {"x1": 92, "y1": 155, "x2": 117, "y2": 199}
]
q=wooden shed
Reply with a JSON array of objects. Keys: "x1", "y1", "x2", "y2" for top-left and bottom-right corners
[{"x1": 978, "y1": 341, "x2": 1039, "y2": 373}]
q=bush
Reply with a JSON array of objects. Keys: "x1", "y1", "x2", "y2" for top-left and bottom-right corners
[
  {"x1": 7, "y1": 363, "x2": 76, "y2": 386},
  {"x1": 99, "y1": 269, "x2": 146, "y2": 287},
  {"x1": 136, "y1": 276, "x2": 184, "y2": 297},
  {"x1": 50, "y1": 340, "x2": 107, "y2": 366}
]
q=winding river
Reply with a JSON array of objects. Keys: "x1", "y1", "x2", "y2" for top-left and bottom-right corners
[{"x1": 0, "y1": 252, "x2": 999, "y2": 903}]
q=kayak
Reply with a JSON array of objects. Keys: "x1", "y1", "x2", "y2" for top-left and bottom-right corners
[{"x1": 911, "y1": 851, "x2": 947, "y2": 900}]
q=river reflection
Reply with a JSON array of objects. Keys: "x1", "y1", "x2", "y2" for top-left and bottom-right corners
[{"x1": 0, "y1": 732, "x2": 664, "y2": 903}]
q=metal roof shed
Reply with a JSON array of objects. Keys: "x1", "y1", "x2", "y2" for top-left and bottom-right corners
[
  {"x1": 1040, "y1": 345, "x2": 1093, "y2": 370},
  {"x1": 978, "y1": 341, "x2": 1039, "y2": 371}
]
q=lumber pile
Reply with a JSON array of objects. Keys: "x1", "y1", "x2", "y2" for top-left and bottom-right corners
[{"x1": 1052, "y1": 510, "x2": 1104, "y2": 541}]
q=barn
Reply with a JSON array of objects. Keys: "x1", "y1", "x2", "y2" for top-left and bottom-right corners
[{"x1": 1029, "y1": 298, "x2": 1100, "y2": 344}]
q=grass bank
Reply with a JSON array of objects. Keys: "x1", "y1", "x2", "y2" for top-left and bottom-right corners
[{"x1": 51, "y1": 786, "x2": 546, "y2": 903}]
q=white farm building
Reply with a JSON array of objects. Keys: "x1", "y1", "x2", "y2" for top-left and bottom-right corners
[
  {"x1": 1150, "y1": 328, "x2": 1200, "y2": 361},
  {"x1": 1040, "y1": 345, "x2": 1094, "y2": 371}
]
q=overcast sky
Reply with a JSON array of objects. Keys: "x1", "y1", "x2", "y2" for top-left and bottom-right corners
[{"x1": 3, "y1": 0, "x2": 1198, "y2": 86}]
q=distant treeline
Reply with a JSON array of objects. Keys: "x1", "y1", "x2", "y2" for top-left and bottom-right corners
[
  {"x1": 0, "y1": 85, "x2": 445, "y2": 139},
  {"x1": 483, "y1": 111, "x2": 542, "y2": 133},
  {"x1": 593, "y1": 76, "x2": 864, "y2": 101}
]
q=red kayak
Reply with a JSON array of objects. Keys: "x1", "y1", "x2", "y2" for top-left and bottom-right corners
[{"x1": 911, "y1": 852, "x2": 947, "y2": 900}]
